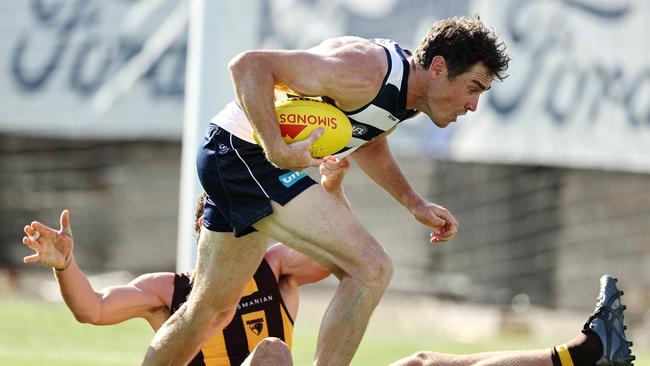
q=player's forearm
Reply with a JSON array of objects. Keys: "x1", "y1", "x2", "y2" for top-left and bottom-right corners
[
  {"x1": 54, "y1": 258, "x2": 103, "y2": 324},
  {"x1": 229, "y1": 52, "x2": 287, "y2": 156},
  {"x1": 353, "y1": 138, "x2": 424, "y2": 211}
]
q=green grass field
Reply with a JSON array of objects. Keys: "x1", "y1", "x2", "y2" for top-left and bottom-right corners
[{"x1": 1, "y1": 297, "x2": 647, "y2": 366}]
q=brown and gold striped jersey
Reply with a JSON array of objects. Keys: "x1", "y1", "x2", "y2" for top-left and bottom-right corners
[{"x1": 171, "y1": 259, "x2": 294, "y2": 366}]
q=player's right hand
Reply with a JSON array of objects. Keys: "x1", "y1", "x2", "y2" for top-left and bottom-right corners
[
  {"x1": 267, "y1": 128, "x2": 324, "y2": 171},
  {"x1": 409, "y1": 201, "x2": 459, "y2": 243},
  {"x1": 22, "y1": 210, "x2": 74, "y2": 270}
]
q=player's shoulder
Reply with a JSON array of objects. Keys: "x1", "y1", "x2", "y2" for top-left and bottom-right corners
[
  {"x1": 311, "y1": 37, "x2": 389, "y2": 98},
  {"x1": 129, "y1": 272, "x2": 176, "y2": 308},
  {"x1": 315, "y1": 36, "x2": 385, "y2": 59},
  {"x1": 318, "y1": 36, "x2": 373, "y2": 47},
  {"x1": 264, "y1": 243, "x2": 289, "y2": 273},
  {"x1": 265, "y1": 242, "x2": 313, "y2": 280}
]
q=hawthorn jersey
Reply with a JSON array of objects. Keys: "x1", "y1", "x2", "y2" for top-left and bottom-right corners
[
  {"x1": 171, "y1": 259, "x2": 294, "y2": 366},
  {"x1": 210, "y1": 38, "x2": 418, "y2": 155}
]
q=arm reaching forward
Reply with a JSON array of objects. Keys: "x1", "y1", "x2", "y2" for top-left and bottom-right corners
[
  {"x1": 22, "y1": 211, "x2": 171, "y2": 327},
  {"x1": 352, "y1": 136, "x2": 458, "y2": 243}
]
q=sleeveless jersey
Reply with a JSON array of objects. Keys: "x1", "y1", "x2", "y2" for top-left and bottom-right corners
[
  {"x1": 211, "y1": 38, "x2": 419, "y2": 155},
  {"x1": 323, "y1": 38, "x2": 419, "y2": 155},
  {"x1": 171, "y1": 259, "x2": 294, "y2": 366}
]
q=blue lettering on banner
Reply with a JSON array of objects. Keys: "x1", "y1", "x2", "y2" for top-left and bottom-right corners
[
  {"x1": 279, "y1": 171, "x2": 307, "y2": 187},
  {"x1": 9, "y1": 1, "x2": 186, "y2": 98},
  {"x1": 489, "y1": 1, "x2": 649, "y2": 127}
]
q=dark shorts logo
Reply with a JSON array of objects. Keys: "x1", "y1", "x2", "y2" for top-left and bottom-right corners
[
  {"x1": 279, "y1": 170, "x2": 307, "y2": 187},
  {"x1": 351, "y1": 124, "x2": 368, "y2": 136},
  {"x1": 217, "y1": 143, "x2": 230, "y2": 154},
  {"x1": 246, "y1": 318, "x2": 264, "y2": 335}
]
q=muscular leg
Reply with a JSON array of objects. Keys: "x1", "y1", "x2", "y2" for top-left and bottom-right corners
[
  {"x1": 241, "y1": 337, "x2": 292, "y2": 366},
  {"x1": 253, "y1": 185, "x2": 393, "y2": 366},
  {"x1": 142, "y1": 228, "x2": 269, "y2": 366},
  {"x1": 389, "y1": 349, "x2": 553, "y2": 366}
]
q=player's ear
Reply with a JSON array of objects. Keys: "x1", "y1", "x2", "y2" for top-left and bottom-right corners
[{"x1": 429, "y1": 56, "x2": 447, "y2": 78}]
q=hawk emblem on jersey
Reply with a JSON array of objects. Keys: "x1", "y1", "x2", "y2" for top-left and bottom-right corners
[{"x1": 246, "y1": 317, "x2": 265, "y2": 335}]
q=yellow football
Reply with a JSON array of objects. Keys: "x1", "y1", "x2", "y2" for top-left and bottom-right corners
[{"x1": 253, "y1": 98, "x2": 352, "y2": 158}]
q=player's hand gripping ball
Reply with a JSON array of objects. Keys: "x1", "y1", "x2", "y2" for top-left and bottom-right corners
[{"x1": 253, "y1": 98, "x2": 352, "y2": 158}]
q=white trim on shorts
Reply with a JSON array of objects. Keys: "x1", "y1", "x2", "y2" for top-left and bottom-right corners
[{"x1": 229, "y1": 133, "x2": 270, "y2": 198}]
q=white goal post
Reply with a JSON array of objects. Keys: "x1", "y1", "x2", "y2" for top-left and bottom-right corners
[{"x1": 176, "y1": 0, "x2": 258, "y2": 272}]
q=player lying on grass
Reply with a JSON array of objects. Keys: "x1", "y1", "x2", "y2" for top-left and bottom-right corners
[
  {"x1": 22, "y1": 209, "x2": 317, "y2": 366},
  {"x1": 19, "y1": 157, "x2": 351, "y2": 366},
  {"x1": 389, "y1": 274, "x2": 635, "y2": 366}
]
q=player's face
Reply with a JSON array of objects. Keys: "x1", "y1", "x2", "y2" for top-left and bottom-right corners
[{"x1": 427, "y1": 62, "x2": 493, "y2": 128}]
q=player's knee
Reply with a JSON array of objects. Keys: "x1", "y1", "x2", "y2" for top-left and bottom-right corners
[
  {"x1": 361, "y1": 246, "x2": 393, "y2": 290},
  {"x1": 185, "y1": 307, "x2": 238, "y2": 343},
  {"x1": 205, "y1": 295, "x2": 240, "y2": 315},
  {"x1": 210, "y1": 307, "x2": 237, "y2": 327},
  {"x1": 189, "y1": 280, "x2": 240, "y2": 314},
  {"x1": 249, "y1": 337, "x2": 291, "y2": 366},
  {"x1": 185, "y1": 297, "x2": 237, "y2": 328}
]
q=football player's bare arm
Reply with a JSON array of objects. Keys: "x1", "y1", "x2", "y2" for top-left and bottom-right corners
[
  {"x1": 352, "y1": 137, "x2": 458, "y2": 242},
  {"x1": 22, "y1": 210, "x2": 172, "y2": 327},
  {"x1": 228, "y1": 37, "x2": 386, "y2": 170}
]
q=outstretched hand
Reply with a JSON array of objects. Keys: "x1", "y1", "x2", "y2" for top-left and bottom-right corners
[
  {"x1": 22, "y1": 210, "x2": 74, "y2": 270},
  {"x1": 410, "y1": 202, "x2": 459, "y2": 244}
]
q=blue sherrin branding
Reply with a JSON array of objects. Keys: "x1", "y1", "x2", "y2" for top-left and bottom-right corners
[{"x1": 279, "y1": 170, "x2": 307, "y2": 187}]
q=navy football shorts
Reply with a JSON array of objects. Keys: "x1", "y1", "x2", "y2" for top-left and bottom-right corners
[{"x1": 196, "y1": 124, "x2": 317, "y2": 237}]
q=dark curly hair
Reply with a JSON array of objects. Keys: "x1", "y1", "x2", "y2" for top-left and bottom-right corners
[{"x1": 412, "y1": 15, "x2": 510, "y2": 81}]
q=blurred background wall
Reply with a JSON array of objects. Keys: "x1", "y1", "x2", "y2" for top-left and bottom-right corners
[{"x1": 1, "y1": 0, "x2": 649, "y2": 336}]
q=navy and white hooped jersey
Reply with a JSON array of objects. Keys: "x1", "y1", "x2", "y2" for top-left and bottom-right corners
[
  {"x1": 323, "y1": 38, "x2": 419, "y2": 155},
  {"x1": 211, "y1": 38, "x2": 419, "y2": 154}
]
